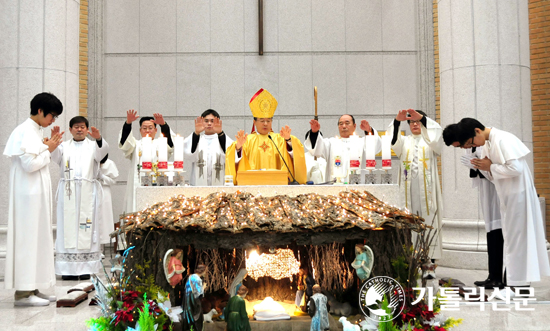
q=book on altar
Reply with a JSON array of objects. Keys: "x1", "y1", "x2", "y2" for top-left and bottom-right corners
[{"x1": 237, "y1": 169, "x2": 288, "y2": 186}]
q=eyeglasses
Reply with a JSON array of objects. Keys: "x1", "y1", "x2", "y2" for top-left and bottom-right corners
[
  {"x1": 409, "y1": 120, "x2": 421, "y2": 125},
  {"x1": 461, "y1": 137, "x2": 475, "y2": 148}
]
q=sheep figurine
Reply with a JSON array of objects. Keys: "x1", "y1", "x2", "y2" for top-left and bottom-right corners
[
  {"x1": 324, "y1": 292, "x2": 352, "y2": 316},
  {"x1": 204, "y1": 308, "x2": 218, "y2": 323},
  {"x1": 339, "y1": 316, "x2": 361, "y2": 331}
]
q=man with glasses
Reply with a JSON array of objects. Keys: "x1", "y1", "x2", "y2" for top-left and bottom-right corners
[
  {"x1": 185, "y1": 109, "x2": 233, "y2": 186},
  {"x1": 225, "y1": 88, "x2": 307, "y2": 185},
  {"x1": 305, "y1": 115, "x2": 381, "y2": 183},
  {"x1": 451, "y1": 118, "x2": 550, "y2": 292},
  {"x1": 387, "y1": 109, "x2": 443, "y2": 261},
  {"x1": 118, "y1": 110, "x2": 175, "y2": 213},
  {"x1": 443, "y1": 124, "x2": 504, "y2": 289}
]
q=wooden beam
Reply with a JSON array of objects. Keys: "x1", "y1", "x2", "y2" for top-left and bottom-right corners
[{"x1": 258, "y1": 0, "x2": 263, "y2": 55}]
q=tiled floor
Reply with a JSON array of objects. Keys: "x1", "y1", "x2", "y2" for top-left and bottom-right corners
[{"x1": 1, "y1": 266, "x2": 549, "y2": 331}]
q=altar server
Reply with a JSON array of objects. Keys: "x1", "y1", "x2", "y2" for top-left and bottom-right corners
[
  {"x1": 443, "y1": 124, "x2": 504, "y2": 289},
  {"x1": 4, "y1": 92, "x2": 63, "y2": 306},
  {"x1": 304, "y1": 115, "x2": 381, "y2": 183},
  {"x1": 226, "y1": 89, "x2": 307, "y2": 185},
  {"x1": 185, "y1": 109, "x2": 233, "y2": 186},
  {"x1": 226, "y1": 285, "x2": 251, "y2": 331},
  {"x1": 51, "y1": 116, "x2": 109, "y2": 280},
  {"x1": 97, "y1": 154, "x2": 119, "y2": 245},
  {"x1": 455, "y1": 118, "x2": 550, "y2": 287},
  {"x1": 119, "y1": 110, "x2": 175, "y2": 213},
  {"x1": 388, "y1": 109, "x2": 443, "y2": 260}
]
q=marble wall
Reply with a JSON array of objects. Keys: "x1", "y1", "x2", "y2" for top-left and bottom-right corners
[
  {"x1": 94, "y1": 0, "x2": 434, "y2": 220},
  {"x1": 0, "y1": 0, "x2": 81, "y2": 279}
]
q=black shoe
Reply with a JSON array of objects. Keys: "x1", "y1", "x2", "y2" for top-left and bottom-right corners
[
  {"x1": 62, "y1": 275, "x2": 79, "y2": 281},
  {"x1": 474, "y1": 276, "x2": 491, "y2": 287},
  {"x1": 484, "y1": 280, "x2": 505, "y2": 289},
  {"x1": 79, "y1": 274, "x2": 91, "y2": 280}
]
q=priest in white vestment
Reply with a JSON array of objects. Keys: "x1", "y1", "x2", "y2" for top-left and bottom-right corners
[
  {"x1": 443, "y1": 125, "x2": 505, "y2": 288},
  {"x1": 51, "y1": 116, "x2": 109, "y2": 279},
  {"x1": 119, "y1": 110, "x2": 175, "y2": 213},
  {"x1": 3, "y1": 92, "x2": 63, "y2": 306},
  {"x1": 304, "y1": 115, "x2": 381, "y2": 183},
  {"x1": 388, "y1": 109, "x2": 443, "y2": 260},
  {"x1": 184, "y1": 109, "x2": 233, "y2": 186},
  {"x1": 456, "y1": 118, "x2": 550, "y2": 287},
  {"x1": 97, "y1": 155, "x2": 119, "y2": 245}
]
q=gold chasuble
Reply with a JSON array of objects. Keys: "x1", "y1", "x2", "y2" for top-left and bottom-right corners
[
  {"x1": 226, "y1": 132, "x2": 307, "y2": 185},
  {"x1": 226, "y1": 88, "x2": 307, "y2": 185}
]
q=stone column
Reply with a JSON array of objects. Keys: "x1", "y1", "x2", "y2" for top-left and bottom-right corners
[
  {"x1": 0, "y1": 0, "x2": 80, "y2": 279},
  {"x1": 437, "y1": 0, "x2": 533, "y2": 268}
]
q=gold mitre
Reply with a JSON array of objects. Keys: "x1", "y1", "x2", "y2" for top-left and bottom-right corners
[{"x1": 249, "y1": 88, "x2": 277, "y2": 118}]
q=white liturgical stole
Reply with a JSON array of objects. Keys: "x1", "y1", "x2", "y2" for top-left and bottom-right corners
[{"x1": 62, "y1": 139, "x2": 96, "y2": 250}]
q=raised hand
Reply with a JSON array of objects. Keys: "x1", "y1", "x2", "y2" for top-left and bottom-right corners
[
  {"x1": 235, "y1": 130, "x2": 248, "y2": 150},
  {"x1": 310, "y1": 119, "x2": 321, "y2": 133},
  {"x1": 407, "y1": 109, "x2": 424, "y2": 121},
  {"x1": 45, "y1": 131, "x2": 64, "y2": 153},
  {"x1": 280, "y1": 125, "x2": 292, "y2": 140},
  {"x1": 213, "y1": 117, "x2": 223, "y2": 134},
  {"x1": 51, "y1": 126, "x2": 61, "y2": 137},
  {"x1": 395, "y1": 109, "x2": 410, "y2": 122},
  {"x1": 153, "y1": 113, "x2": 166, "y2": 126},
  {"x1": 88, "y1": 126, "x2": 102, "y2": 140},
  {"x1": 194, "y1": 117, "x2": 205, "y2": 135},
  {"x1": 360, "y1": 120, "x2": 371, "y2": 133},
  {"x1": 126, "y1": 109, "x2": 139, "y2": 124}
]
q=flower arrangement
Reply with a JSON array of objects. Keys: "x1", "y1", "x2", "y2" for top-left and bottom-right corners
[{"x1": 86, "y1": 248, "x2": 175, "y2": 331}]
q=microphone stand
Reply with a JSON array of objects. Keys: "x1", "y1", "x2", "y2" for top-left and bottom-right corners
[{"x1": 268, "y1": 134, "x2": 300, "y2": 185}]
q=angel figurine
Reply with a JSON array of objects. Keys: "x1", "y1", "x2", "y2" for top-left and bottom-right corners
[
  {"x1": 351, "y1": 244, "x2": 374, "y2": 281},
  {"x1": 163, "y1": 249, "x2": 186, "y2": 287}
]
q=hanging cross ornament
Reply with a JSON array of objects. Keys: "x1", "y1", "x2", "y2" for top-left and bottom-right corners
[
  {"x1": 64, "y1": 160, "x2": 73, "y2": 200},
  {"x1": 214, "y1": 154, "x2": 223, "y2": 182},
  {"x1": 197, "y1": 150, "x2": 206, "y2": 178}
]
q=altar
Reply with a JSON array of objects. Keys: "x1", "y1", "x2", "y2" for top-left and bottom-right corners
[{"x1": 135, "y1": 184, "x2": 402, "y2": 211}]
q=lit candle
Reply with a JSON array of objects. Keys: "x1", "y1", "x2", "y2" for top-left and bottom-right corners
[
  {"x1": 141, "y1": 135, "x2": 152, "y2": 170},
  {"x1": 157, "y1": 135, "x2": 168, "y2": 170},
  {"x1": 173, "y1": 135, "x2": 184, "y2": 169},
  {"x1": 365, "y1": 134, "x2": 376, "y2": 170},
  {"x1": 382, "y1": 133, "x2": 392, "y2": 169}
]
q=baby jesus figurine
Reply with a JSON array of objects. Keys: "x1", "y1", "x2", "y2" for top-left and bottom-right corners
[{"x1": 163, "y1": 249, "x2": 186, "y2": 287}]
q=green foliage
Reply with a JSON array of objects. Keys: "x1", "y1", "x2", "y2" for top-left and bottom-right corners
[
  {"x1": 85, "y1": 316, "x2": 114, "y2": 331},
  {"x1": 391, "y1": 256, "x2": 409, "y2": 287},
  {"x1": 377, "y1": 295, "x2": 400, "y2": 331},
  {"x1": 442, "y1": 317, "x2": 464, "y2": 329},
  {"x1": 136, "y1": 298, "x2": 156, "y2": 331},
  {"x1": 134, "y1": 261, "x2": 169, "y2": 302}
]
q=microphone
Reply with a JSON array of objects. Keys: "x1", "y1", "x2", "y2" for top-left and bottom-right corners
[{"x1": 268, "y1": 134, "x2": 300, "y2": 185}]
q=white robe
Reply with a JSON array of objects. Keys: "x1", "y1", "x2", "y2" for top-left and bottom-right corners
[
  {"x1": 480, "y1": 128, "x2": 550, "y2": 285},
  {"x1": 118, "y1": 129, "x2": 174, "y2": 213},
  {"x1": 3, "y1": 118, "x2": 56, "y2": 290},
  {"x1": 388, "y1": 117, "x2": 443, "y2": 259},
  {"x1": 304, "y1": 131, "x2": 381, "y2": 183},
  {"x1": 97, "y1": 159, "x2": 119, "y2": 244},
  {"x1": 468, "y1": 147, "x2": 501, "y2": 233},
  {"x1": 52, "y1": 138, "x2": 109, "y2": 275},
  {"x1": 184, "y1": 133, "x2": 233, "y2": 186}
]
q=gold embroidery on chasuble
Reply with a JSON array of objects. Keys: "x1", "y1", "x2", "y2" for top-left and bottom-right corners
[{"x1": 259, "y1": 141, "x2": 270, "y2": 152}]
